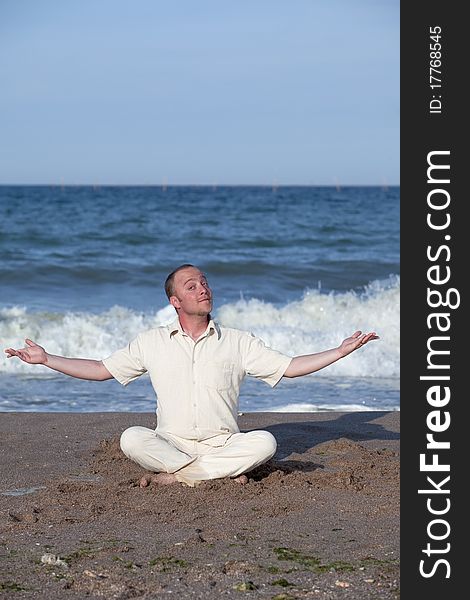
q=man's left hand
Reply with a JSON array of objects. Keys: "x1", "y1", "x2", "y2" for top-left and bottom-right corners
[{"x1": 338, "y1": 331, "x2": 379, "y2": 358}]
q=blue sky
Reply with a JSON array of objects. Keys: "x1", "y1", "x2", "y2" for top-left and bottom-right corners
[{"x1": 0, "y1": 1, "x2": 399, "y2": 185}]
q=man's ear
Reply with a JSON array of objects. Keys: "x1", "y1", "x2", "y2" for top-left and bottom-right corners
[{"x1": 170, "y1": 296, "x2": 181, "y2": 310}]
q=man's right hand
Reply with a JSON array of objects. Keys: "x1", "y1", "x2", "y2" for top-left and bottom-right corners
[
  {"x1": 4, "y1": 339, "x2": 113, "y2": 381},
  {"x1": 4, "y1": 339, "x2": 47, "y2": 364}
]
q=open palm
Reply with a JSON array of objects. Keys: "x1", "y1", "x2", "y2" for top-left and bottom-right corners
[
  {"x1": 338, "y1": 331, "x2": 379, "y2": 358},
  {"x1": 4, "y1": 339, "x2": 47, "y2": 364}
]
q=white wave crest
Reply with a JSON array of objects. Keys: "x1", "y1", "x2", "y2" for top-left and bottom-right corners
[
  {"x1": 1, "y1": 304, "x2": 176, "y2": 375},
  {"x1": 1, "y1": 277, "x2": 399, "y2": 378},
  {"x1": 217, "y1": 276, "x2": 399, "y2": 378}
]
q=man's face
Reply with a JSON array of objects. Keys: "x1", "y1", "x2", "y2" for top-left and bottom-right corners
[{"x1": 170, "y1": 267, "x2": 213, "y2": 317}]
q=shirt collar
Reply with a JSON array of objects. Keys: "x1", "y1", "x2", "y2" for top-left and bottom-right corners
[{"x1": 168, "y1": 317, "x2": 221, "y2": 340}]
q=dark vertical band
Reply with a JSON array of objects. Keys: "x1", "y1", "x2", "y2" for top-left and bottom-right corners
[{"x1": 401, "y1": 3, "x2": 464, "y2": 597}]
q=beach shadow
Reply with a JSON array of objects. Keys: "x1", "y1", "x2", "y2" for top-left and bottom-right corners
[{"x1": 251, "y1": 411, "x2": 400, "y2": 460}]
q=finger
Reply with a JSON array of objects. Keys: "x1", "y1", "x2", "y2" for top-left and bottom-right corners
[
  {"x1": 356, "y1": 334, "x2": 369, "y2": 346},
  {"x1": 360, "y1": 333, "x2": 379, "y2": 345},
  {"x1": 351, "y1": 331, "x2": 362, "y2": 339},
  {"x1": 25, "y1": 339, "x2": 37, "y2": 347}
]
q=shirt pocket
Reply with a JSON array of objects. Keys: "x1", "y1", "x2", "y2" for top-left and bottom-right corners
[{"x1": 203, "y1": 361, "x2": 234, "y2": 391}]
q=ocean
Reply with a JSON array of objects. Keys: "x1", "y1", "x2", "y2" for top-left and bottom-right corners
[{"x1": 0, "y1": 185, "x2": 399, "y2": 413}]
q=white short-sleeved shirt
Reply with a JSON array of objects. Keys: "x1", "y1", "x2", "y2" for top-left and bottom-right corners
[{"x1": 102, "y1": 317, "x2": 292, "y2": 441}]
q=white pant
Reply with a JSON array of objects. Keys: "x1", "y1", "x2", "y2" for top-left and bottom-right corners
[{"x1": 120, "y1": 427, "x2": 277, "y2": 487}]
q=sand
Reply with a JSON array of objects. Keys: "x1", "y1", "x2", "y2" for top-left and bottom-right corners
[{"x1": 0, "y1": 411, "x2": 399, "y2": 599}]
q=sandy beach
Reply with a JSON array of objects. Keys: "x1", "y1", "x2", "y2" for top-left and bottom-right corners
[{"x1": 0, "y1": 411, "x2": 399, "y2": 599}]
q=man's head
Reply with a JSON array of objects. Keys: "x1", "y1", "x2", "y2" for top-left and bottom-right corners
[{"x1": 165, "y1": 264, "x2": 213, "y2": 317}]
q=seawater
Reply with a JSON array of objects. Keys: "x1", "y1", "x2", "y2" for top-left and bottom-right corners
[{"x1": 0, "y1": 185, "x2": 399, "y2": 412}]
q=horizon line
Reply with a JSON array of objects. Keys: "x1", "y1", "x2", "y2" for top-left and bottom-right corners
[{"x1": 0, "y1": 182, "x2": 400, "y2": 188}]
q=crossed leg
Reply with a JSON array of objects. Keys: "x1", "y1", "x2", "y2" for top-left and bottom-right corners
[{"x1": 120, "y1": 427, "x2": 277, "y2": 488}]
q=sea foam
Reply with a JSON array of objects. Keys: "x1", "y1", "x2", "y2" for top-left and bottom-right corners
[
  {"x1": 218, "y1": 276, "x2": 399, "y2": 378},
  {"x1": 1, "y1": 276, "x2": 399, "y2": 379}
]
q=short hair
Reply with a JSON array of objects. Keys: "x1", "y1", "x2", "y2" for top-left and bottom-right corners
[{"x1": 164, "y1": 264, "x2": 197, "y2": 300}]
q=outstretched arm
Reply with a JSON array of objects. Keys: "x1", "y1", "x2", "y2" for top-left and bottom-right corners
[
  {"x1": 4, "y1": 339, "x2": 113, "y2": 381},
  {"x1": 283, "y1": 331, "x2": 379, "y2": 378}
]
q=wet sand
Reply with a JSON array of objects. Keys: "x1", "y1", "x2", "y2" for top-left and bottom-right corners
[{"x1": 0, "y1": 411, "x2": 399, "y2": 599}]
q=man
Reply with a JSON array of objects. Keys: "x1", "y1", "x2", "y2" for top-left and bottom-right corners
[{"x1": 5, "y1": 264, "x2": 378, "y2": 488}]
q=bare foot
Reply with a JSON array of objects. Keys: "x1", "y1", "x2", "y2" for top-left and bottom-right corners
[
  {"x1": 233, "y1": 474, "x2": 249, "y2": 485},
  {"x1": 139, "y1": 473, "x2": 178, "y2": 488}
]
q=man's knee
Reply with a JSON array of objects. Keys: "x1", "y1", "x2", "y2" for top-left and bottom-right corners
[
  {"x1": 249, "y1": 430, "x2": 277, "y2": 459},
  {"x1": 120, "y1": 426, "x2": 147, "y2": 457}
]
